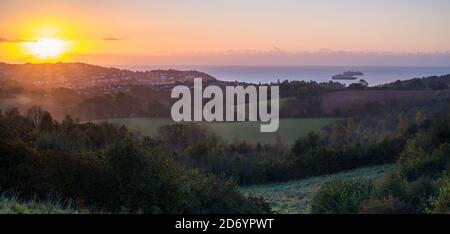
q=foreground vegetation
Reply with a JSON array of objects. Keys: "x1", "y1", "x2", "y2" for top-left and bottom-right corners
[
  {"x1": 0, "y1": 108, "x2": 270, "y2": 213},
  {"x1": 243, "y1": 164, "x2": 394, "y2": 214},
  {"x1": 309, "y1": 118, "x2": 450, "y2": 214},
  {"x1": 0, "y1": 195, "x2": 77, "y2": 214},
  {"x1": 245, "y1": 113, "x2": 450, "y2": 214}
]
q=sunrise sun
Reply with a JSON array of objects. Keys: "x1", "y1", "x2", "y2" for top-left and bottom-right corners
[{"x1": 25, "y1": 38, "x2": 69, "y2": 59}]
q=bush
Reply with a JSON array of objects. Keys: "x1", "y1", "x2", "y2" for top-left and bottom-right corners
[
  {"x1": 399, "y1": 144, "x2": 449, "y2": 181},
  {"x1": 360, "y1": 196, "x2": 412, "y2": 214},
  {"x1": 427, "y1": 177, "x2": 450, "y2": 214},
  {"x1": 310, "y1": 179, "x2": 372, "y2": 214},
  {"x1": 370, "y1": 172, "x2": 409, "y2": 200},
  {"x1": 180, "y1": 171, "x2": 271, "y2": 214}
]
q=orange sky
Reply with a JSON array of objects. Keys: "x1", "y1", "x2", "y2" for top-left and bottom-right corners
[{"x1": 1, "y1": 0, "x2": 450, "y2": 65}]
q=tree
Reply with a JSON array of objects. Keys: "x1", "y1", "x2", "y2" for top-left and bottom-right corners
[
  {"x1": 26, "y1": 106, "x2": 45, "y2": 127},
  {"x1": 396, "y1": 112, "x2": 410, "y2": 135},
  {"x1": 428, "y1": 81, "x2": 448, "y2": 90},
  {"x1": 349, "y1": 83, "x2": 365, "y2": 90},
  {"x1": 415, "y1": 111, "x2": 427, "y2": 126},
  {"x1": 39, "y1": 112, "x2": 54, "y2": 131}
]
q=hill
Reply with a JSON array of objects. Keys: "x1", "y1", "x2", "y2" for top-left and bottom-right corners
[
  {"x1": 379, "y1": 74, "x2": 450, "y2": 90},
  {"x1": 0, "y1": 62, "x2": 217, "y2": 91}
]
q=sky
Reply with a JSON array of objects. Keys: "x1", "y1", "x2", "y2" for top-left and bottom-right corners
[{"x1": 1, "y1": 0, "x2": 450, "y2": 65}]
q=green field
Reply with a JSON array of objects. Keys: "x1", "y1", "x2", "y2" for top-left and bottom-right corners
[
  {"x1": 94, "y1": 117, "x2": 338, "y2": 145},
  {"x1": 241, "y1": 164, "x2": 395, "y2": 214}
]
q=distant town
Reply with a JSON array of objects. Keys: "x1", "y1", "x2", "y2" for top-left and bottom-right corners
[
  {"x1": 0, "y1": 62, "x2": 350, "y2": 95},
  {"x1": 0, "y1": 62, "x2": 218, "y2": 94}
]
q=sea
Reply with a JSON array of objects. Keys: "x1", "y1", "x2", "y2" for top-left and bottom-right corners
[{"x1": 118, "y1": 65, "x2": 450, "y2": 86}]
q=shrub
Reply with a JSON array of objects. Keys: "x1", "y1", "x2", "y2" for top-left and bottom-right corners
[
  {"x1": 399, "y1": 144, "x2": 449, "y2": 181},
  {"x1": 310, "y1": 179, "x2": 372, "y2": 214},
  {"x1": 180, "y1": 171, "x2": 271, "y2": 214},
  {"x1": 360, "y1": 196, "x2": 412, "y2": 214},
  {"x1": 427, "y1": 177, "x2": 450, "y2": 214},
  {"x1": 370, "y1": 172, "x2": 409, "y2": 200}
]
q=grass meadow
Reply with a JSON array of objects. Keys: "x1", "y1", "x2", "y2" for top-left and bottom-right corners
[{"x1": 95, "y1": 117, "x2": 338, "y2": 145}]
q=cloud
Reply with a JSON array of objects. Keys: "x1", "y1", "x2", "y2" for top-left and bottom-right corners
[
  {"x1": 0, "y1": 37, "x2": 37, "y2": 43},
  {"x1": 102, "y1": 37, "x2": 123, "y2": 41}
]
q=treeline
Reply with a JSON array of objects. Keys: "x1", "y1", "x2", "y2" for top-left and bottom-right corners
[
  {"x1": 75, "y1": 89, "x2": 171, "y2": 120},
  {"x1": 151, "y1": 108, "x2": 431, "y2": 185},
  {"x1": 0, "y1": 107, "x2": 270, "y2": 213},
  {"x1": 282, "y1": 88, "x2": 450, "y2": 119},
  {"x1": 379, "y1": 74, "x2": 450, "y2": 90},
  {"x1": 310, "y1": 117, "x2": 450, "y2": 214}
]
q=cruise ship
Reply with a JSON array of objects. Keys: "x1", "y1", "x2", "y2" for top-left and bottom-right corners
[{"x1": 332, "y1": 70, "x2": 364, "y2": 80}]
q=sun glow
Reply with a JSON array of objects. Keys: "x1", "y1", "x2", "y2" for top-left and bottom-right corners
[{"x1": 25, "y1": 38, "x2": 70, "y2": 59}]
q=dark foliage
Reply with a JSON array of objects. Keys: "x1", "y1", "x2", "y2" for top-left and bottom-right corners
[
  {"x1": 310, "y1": 117, "x2": 450, "y2": 213},
  {"x1": 0, "y1": 109, "x2": 270, "y2": 213}
]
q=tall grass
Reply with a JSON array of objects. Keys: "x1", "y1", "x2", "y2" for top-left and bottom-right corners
[{"x1": 0, "y1": 194, "x2": 79, "y2": 214}]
